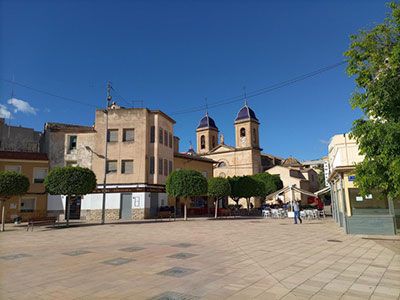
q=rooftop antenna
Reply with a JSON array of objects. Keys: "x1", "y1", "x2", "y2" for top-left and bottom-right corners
[
  {"x1": 243, "y1": 86, "x2": 248, "y2": 106},
  {"x1": 106, "y1": 81, "x2": 112, "y2": 107},
  {"x1": 204, "y1": 97, "x2": 209, "y2": 115},
  {"x1": 11, "y1": 74, "x2": 15, "y2": 99}
]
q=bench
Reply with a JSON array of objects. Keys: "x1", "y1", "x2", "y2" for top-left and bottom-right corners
[
  {"x1": 219, "y1": 208, "x2": 231, "y2": 218},
  {"x1": 157, "y1": 207, "x2": 175, "y2": 221},
  {"x1": 27, "y1": 217, "x2": 57, "y2": 231}
]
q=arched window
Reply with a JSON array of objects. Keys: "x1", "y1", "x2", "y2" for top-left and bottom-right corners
[
  {"x1": 253, "y1": 128, "x2": 257, "y2": 143},
  {"x1": 200, "y1": 135, "x2": 205, "y2": 149},
  {"x1": 217, "y1": 161, "x2": 227, "y2": 168},
  {"x1": 240, "y1": 128, "x2": 246, "y2": 137},
  {"x1": 212, "y1": 136, "x2": 216, "y2": 148}
]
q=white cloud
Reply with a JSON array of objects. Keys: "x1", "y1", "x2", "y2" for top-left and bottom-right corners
[
  {"x1": 43, "y1": 107, "x2": 51, "y2": 113},
  {"x1": 7, "y1": 98, "x2": 37, "y2": 115},
  {"x1": 0, "y1": 104, "x2": 12, "y2": 119}
]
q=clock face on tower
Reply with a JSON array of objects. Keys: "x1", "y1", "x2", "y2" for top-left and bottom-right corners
[{"x1": 241, "y1": 136, "x2": 247, "y2": 146}]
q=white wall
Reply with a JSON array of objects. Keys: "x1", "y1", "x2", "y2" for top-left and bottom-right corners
[
  {"x1": 82, "y1": 192, "x2": 147, "y2": 209},
  {"x1": 47, "y1": 194, "x2": 65, "y2": 211}
]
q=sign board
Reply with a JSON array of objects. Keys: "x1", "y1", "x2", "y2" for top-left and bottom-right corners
[{"x1": 348, "y1": 175, "x2": 356, "y2": 181}]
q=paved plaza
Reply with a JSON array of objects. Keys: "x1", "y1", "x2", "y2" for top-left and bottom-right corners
[{"x1": 0, "y1": 218, "x2": 399, "y2": 300}]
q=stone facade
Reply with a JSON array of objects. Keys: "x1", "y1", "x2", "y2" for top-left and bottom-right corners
[{"x1": 0, "y1": 118, "x2": 41, "y2": 152}]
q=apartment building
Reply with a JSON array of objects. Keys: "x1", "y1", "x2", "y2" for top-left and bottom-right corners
[
  {"x1": 328, "y1": 133, "x2": 399, "y2": 235},
  {"x1": 43, "y1": 106, "x2": 175, "y2": 221},
  {"x1": 0, "y1": 151, "x2": 48, "y2": 222}
]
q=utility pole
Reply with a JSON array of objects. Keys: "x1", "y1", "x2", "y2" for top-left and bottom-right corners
[{"x1": 101, "y1": 81, "x2": 112, "y2": 225}]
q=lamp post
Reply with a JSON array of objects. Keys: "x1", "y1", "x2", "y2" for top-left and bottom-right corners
[{"x1": 101, "y1": 81, "x2": 112, "y2": 225}]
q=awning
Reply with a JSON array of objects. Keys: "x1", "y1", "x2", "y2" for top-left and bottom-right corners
[
  {"x1": 315, "y1": 186, "x2": 330, "y2": 196},
  {"x1": 265, "y1": 185, "x2": 317, "y2": 202}
]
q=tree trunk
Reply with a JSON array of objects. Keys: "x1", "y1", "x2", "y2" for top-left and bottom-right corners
[
  {"x1": 65, "y1": 196, "x2": 70, "y2": 227},
  {"x1": 184, "y1": 198, "x2": 187, "y2": 221},
  {"x1": 247, "y1": 198, "x2": 250, "y2": 213},
  {"x1": 1, "y1": 200, "x2": 5, "y2": 232},
  {"x1": 214, "y1": 198, "x2": 218, "y2": 219}
]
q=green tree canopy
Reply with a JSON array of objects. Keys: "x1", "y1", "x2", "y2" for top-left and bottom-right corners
[
  {"x1": 252, "y1": 173, "x2": 283, "y2": 197},
  {"x1": 166, "y1": 169, "x2": 208, "y2": 198},
  {"x1": 228, "y1": 175, "x2": 263, "y2": 210},
  {"x1": 44, "y1": 166, "x2": 97, "y2": 196},
  {"x1": 0, "y1": 171, "x2": 30, "y2": 198},
  {"x1": 0, "y1": 171, "x2": 30, "y2": 231},
  {"x1": 345, "y1": 2, "x2": 400, "y2": 198},
  {"x1": 208, "y1": 177, "x2": 231, "y2": 199}
]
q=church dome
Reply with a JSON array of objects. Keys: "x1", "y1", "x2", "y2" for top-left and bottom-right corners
[
  {"x1": 235, "y1": 102, "x2": 258, "y2": 122},
  {"x1": 197, "y1": 113, "x2": 218, "y2": 130}
]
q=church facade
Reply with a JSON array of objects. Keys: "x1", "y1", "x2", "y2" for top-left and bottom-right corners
[{"x1": 195, "y1": 102, "x2": 264, "y2": 179}]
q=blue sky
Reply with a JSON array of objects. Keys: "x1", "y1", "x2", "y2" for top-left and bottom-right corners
[{"x1": 0, "y1": 0, "x2": 389, "y2": 160}]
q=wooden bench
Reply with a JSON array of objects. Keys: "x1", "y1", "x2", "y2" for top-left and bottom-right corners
[
  {"x1": 156, "y1": 210, "x2": 175, "y2": 221},
  {"x1": 219, "y1": 209, "x2": 231, "y2": 218},
  {"x1": 27, "y1": 217, "x2": 57, "y2": 231}
]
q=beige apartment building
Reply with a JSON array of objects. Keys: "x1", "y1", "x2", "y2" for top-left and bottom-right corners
[
  {"x1": 328, "y1": 133, "x2": 399, "y2": 235},
  {"x1": 0, "y1": 151, "x2": 49, "y2": 222},
  {"x1": 43, "y1": 105, "x2": 176, "y2": 221}
]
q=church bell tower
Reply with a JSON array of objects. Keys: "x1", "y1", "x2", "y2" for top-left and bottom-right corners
[
  {"x1": 196, "y1": 112, "x2": 219, "y2": 154},
  {"x1": 234, "y1": 101, "x2": 260, "y2": 149}
]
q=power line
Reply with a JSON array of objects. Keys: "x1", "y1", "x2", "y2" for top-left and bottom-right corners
[
  {"x1": 0, "y1": 77, "x2": 97, "y2": 108},
  {"x1": 0, "y1": 60, "x2": 346, "y2": 114},
  {"x1": 170, "y1": 61, "x2": 346, "y2": 115}
]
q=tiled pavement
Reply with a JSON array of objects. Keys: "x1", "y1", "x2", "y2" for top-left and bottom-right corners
[{"x1": 0, "y1": 218, "x2": 399, "y2": 299}]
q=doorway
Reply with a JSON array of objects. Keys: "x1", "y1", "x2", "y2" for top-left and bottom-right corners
[
  {"x1": 120, "y1": 193, "x2": 132, "y2": 220},
  {"x1": 68, "y1": 196, "x2": 81, "y2": 220}
]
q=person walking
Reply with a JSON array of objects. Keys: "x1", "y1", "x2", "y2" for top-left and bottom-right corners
[{"x1": 293, "y1": 200, "x2": 302, "y2": 224}]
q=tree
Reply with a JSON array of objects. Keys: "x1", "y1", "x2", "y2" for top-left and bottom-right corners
[
  {"x1": 44, "y1": 166, "x2": 97, "y2": 226},
  {"x1": 0, "y1": 171, "x2": 30, "y2": 231},
  {"x1": 166, "y1": 169, "x2": 208, "y2": 220},
  {"x1": 252, "y1": 173, "x2": 283, "y2": 199},
  {"x1": 208, "y1": 177, "x2": 231, "y2": 218},
  {"x1": 345, "y1": 2, "x2": 400, "y2": 199},
  {"x1": 228, "y1": 176, "x2": 261, "y2": 212}
]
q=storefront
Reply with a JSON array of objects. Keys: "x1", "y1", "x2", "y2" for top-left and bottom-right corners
[{"x1": 329, "y1": 167, "x2": 399, "y2": 235}]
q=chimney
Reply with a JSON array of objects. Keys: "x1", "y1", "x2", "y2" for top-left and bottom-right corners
[{"x1": 173, "y1": 136, "x2": 180, "y2": 153}]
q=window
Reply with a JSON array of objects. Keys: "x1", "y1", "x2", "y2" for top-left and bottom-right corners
[
  {"x1": 240, "y1": 128, "x2": 246, "y2": 137},
  {"x1": 164, "y1": 159, "x2": 168, "y2": 176},
  {"x1": 149, "y1": 156, "x2": 155, "y2": 174},
  {"x1": 68, "y1": 135, "x2": 77, "y2": 151},
  {"x1": 20, "y1": 198, "x2": 35, "y2": 212},
  {"x1": 33, "y1": 168, "x2": 48, "y2": 183},
  {"x1": 150, "y1": 126, "x2": 155, "y2": 143},
  {"x1": 106, "y1": 160, "x2": 117, "y2": 173},
  {"x1": 159, "y1": 128, "x2": 163, "y2": 144},
  {"x1": 158, "y1": 158, "x2": 163, "y2": 175},
  {"x1": 169, "y1": 133, "x2": 173, "y2": 148},
  {"x1": 218, "y1": 161, "x2": 227, "y2": 168},
  {"x1": 253, "y1": 128, "x2": 257, "y2": 143},
  {"x1": 164, "y1": 130, "x2": 168, "y2": 146},
  {"x1": 123, "y1": 129, "x2": 135, "y2": 142},
  {"x1": 107, "y1": 129, "x2": 118, "y2": 142},
  {"x1": 169, "y1": 160, "x2": 173, "y2": 175},
  {"x1": 212, "y1": 136, "x2": 216, "y2": 148},
  {"x1": 5, "y1": 165, "x2": 21, "y2": 173},
  {"x1": 121, "y1": 160, "x2": 133, "y2": 174},
  {"x1": 200, "y1": 135, "x2": 205, "y2": 149}
]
